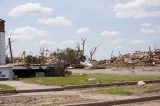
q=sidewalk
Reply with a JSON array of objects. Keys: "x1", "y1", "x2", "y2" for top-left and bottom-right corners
[{"x1": 0, "y1": 81, "x2": 61, "y2": 90}]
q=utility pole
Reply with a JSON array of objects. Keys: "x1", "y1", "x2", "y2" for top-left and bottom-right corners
[
  {"x1": 149, "y1": 46, "x2": 153, "y2": 64},
  {"x1": 119, "y1": 51, "x2": 121, "y2": 57},
  {"x1": 111, "y1": 50, "x2": 113, "y2": 59},
  {"x1": 8, "y1": 38, "x2": 13, "y2": 63}
]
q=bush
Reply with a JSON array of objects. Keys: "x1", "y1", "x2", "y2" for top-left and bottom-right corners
[{"x1": 91, "y1": 65, "x2": 106, "y2": 69}]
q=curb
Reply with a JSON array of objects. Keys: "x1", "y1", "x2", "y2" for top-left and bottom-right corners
[
  {"x1": 0, "y1": 89, "x2": 16, "y2": 94},
  {"x1": 67, "y1": 95, "x2": 160, "y2": 106},
  {"x1": 0, "y1": 88, "x2": 64, "y2": 94},
  {"x1": 1, "y1": 80, "x2": 160, "y2": 94},
  {"x1": 16, "y1": 87, "x2": 64, "y2": 93}
]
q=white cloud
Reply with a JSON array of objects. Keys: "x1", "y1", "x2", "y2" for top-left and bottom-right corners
[
  {"x1": 112, "y1": 38, "x2": 126, "y2": 44},
  {"x1": 37, "y1": 17, "x2": 72, "y2": 27},
  {"x1": 113, "y1": 0, "x2": 160, "y2": 18},
  {"x1": 38, "y1": 40, "x2": 75, "y2": 49},
  {"x1": 130, "y1": 40, "x2": 145, "y2": 44},
  {"x1": 8, "y1": 2, "x2": 52, "y2": 17},
  {"x1": 39, "y1": 40, "x2": 56, "y2": 48},
  {"x1": 141, "y1": 22, "x2": 151, "y2": 27},
  {"x1": 100, "y1": 30, "x2": 119, "y2": 37},
  {"x1": 141, "y1": 23, "x2": 160, "y2": 34},
  {"x1": 77, "y1": 27, "x2": 90, "y2": 35},
  {"x1": 11, "y1": 26, "x2": 48, "y2": 40}
]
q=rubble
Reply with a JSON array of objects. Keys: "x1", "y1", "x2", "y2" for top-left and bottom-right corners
[
  {"x1": 109, "y1": 49, "x2": 160, "y2": 66},
  {"x1": 87, "y1": 49, "x2": 160, "y2": 69},
  {"x1": 7, "y1": 48, "x2": 160, "y2": 68},
  {"x1": 137, "y1": 81, "x2": 145, "y2": 86}
]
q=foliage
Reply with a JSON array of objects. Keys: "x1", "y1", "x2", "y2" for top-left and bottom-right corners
[
  {"x1": 51, "y1": 48, "x2": 86, "y2": 66},
  {"x1": 24, "y1": 55, "x2": 41, "y2": 64},
  {"x1": 0, "y1": 84, "x2": 14, "y2": 90},
  {"x1": 91, "y1": 65, "x2": 106, "y2": 69}
]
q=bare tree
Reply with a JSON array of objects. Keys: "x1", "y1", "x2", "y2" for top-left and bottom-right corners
[
  {"x1": 40, "y1": 47, "x2": 45, "y2": 64},
  {"x1": 111, "y1": 50, "x2": 113, "y2": 59},
  {"x1": 149, "y1": 46, "x2": 153, "y2": 64},
  {"x1": 20, "y1": 51, "x2": 26, "y2": 62},
  {"x1": 81, "y1": 38, "x2": 86, "y2": 56},
  {"x1": 89, "y1": 45, "x2": 99, "y2": 62},
  {"x1": 76, "y1": 41, "x2": 80, "y2": 51}
]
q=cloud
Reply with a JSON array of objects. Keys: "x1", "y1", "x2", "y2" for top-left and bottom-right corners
[
  {"x1": 100, "y1": 30, "x2": 119, "y2": 37},
  {"x1": 39, "y1": 40, "x2": 56, "y2": 48},
  {"x1": 77, "y1": 27, "x2": 90, "y2": 35},
  {"x1": 130, "y1": 40, "x2": 145, "y2": 44},
  {"x1": 141, "y1": 23, "x2": 160, "y2": 35},
  {"x1": 113, "y1": 0, "x2": 160, "y2": 18},
  {"x1": 141, "y1": 22, "x2": 151, "y2": 27},
  {"x1": 38, "y1": 40, "x2": 75, "y2": 49},
  {"x1": 8, "y1": 2, "x2": 52, "y2": 17},
  {"x1": 11, "y1": 26, "x2": 48, "y2": 40},
  {"x1": 37, "y1": 17, "x2": 72, "y2": 27}
]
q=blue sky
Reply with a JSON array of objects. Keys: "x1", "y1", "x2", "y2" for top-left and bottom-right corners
[{"x1": 1, "y1": 0, "x2": 160, "y2": 60}]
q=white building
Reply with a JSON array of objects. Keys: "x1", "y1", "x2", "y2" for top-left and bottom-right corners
[
  {"x1": 0, "y1": 19, "x2": 13, "y2": 80},
  {"x1": 0, "y1": 19, "x2": 5, "y2": 65},
  {"x1": 0, "y1": 65, "x2": 13, "y2": 80}
]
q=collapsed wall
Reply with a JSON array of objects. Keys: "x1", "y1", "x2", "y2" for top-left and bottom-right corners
[{"x1": 0, "y1": 19, "x2": 5, "y2": 65}]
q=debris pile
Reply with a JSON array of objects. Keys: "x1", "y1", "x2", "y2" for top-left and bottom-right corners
[
  {"x1": 109, "y1": 49, "x2": 160, "y2": 66},
  {"x1": 7, "y1": 47, "x2": 160, "y2": 67},
  {"x1": 93, "y1": 49, "x2": 160, "y2": 67}
]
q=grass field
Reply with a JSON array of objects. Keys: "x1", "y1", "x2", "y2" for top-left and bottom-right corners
[
  {"x1": 0, "y1": 84, "x2": 14, "y2": 90},
  {"x1": 86, "y1": 83, "x2": 160, "y2": 96},
  {"x1": 21, "y1": 74, "x2": 160, "y2": 86}
]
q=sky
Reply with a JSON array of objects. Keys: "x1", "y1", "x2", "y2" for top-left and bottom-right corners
[{"x1": 0, "y1": 0, "x2": 160, "y2": 60}]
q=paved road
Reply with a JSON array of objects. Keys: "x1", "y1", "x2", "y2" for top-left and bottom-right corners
[
  {"x1": 0, "y1": 81, "x2": 61, "y2": 90},
  {"x1": 70, "y1": 69, "x2": 160, "y2": 76}
]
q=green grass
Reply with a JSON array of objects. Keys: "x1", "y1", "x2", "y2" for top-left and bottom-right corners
[
  {"x1": 21, "y1": 74, "x2": 160, "y2": 86},
  {"x1": 0, "y1": 84, "x2": 14, "y2": 90},
  {"x1": 87, "y1": 83, "x2": 160, "y2": 96}
]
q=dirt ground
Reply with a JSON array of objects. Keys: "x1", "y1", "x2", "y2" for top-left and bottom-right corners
[
  {"x1": 0, "y1": 82, "x2": 160, "y2": 106},
  {"x1": 0, "y1": 95, "x2": 96, "y2": 106},
  {"x1": 0, "y1": 90, "x2": 159, "y2": 106},
  {"x1": 2, "y1": 86, "x2": 158, "y2": 106},
  {"x1": 0, "y1": 89, "x2": 139, "y2": 106}
]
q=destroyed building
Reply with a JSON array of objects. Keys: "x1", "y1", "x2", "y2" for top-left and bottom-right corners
[
  {"x1": 109, "y1": 50, "x2": 160, "y2": 66},
  {"x1": 0, "y1": 19, "x2": 66, "y2": 80}
]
